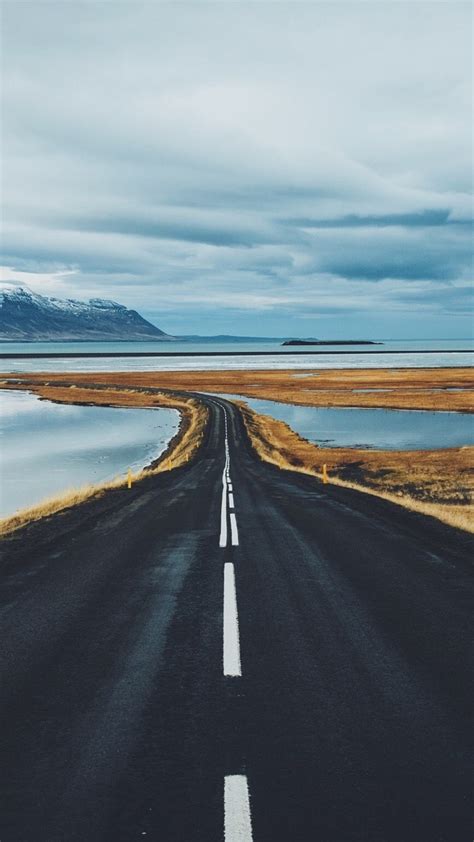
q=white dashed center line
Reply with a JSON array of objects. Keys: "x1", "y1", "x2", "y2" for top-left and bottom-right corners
[
  {"x1": 218, "y1": 405, "x2": 254, "y2": 840},
  {"x1": 223, "y1": 562, "x2": 242, "y2": 677},
  {"x1": 229, "y1": 512, "x2": 239, "y2": 546},
  {"x1": 224, "y1": 775, "x2": 253, "y2": 841},
  {"x1": 220, "y1": 467, "x2": 228, "y2": 548},
  {"x1": 219, "y1": 407, "x2": 239, "y2": 548}
]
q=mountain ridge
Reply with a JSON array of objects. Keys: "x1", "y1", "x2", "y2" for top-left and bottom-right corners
[{"x1": 0, "y1": 284, "x2": 173, "y2": 341}]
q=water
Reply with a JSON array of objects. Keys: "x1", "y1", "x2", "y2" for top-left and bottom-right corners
[
  {"x1": 0, "y1": 390, "x2": 179, "y2": 518},
  {"x1": 0, "y1": 338, "x2": 472, "y2": 373},
  {"x1": 221, "y1": 394, "x2": 474, "y2": 450}
]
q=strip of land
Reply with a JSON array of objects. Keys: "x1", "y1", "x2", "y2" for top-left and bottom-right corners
[
  {"x1": 2, "y1": 366, "x2": 472, "y2": 411},
  {"x1": 0, "y1": 367, "x2": 472, "y2": 533}
]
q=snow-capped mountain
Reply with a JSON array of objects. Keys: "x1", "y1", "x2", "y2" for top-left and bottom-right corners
[{"x1": 0, "y1": 284, "x2": 174, "y2": 341}]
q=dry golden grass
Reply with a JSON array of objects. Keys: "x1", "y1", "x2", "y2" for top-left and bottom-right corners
[
  {"x1": 0, "y1": 386, "x2": 208, "y2": 537},
  {"x1": 238, "y1": 402, "x2": 474, "y2": 534},
  {"x1": 3, "y1": 366, "x2": 472, "y2": 412},
  {"x1": 0, "y1": 480, "x2": 118, "y2": 538}
]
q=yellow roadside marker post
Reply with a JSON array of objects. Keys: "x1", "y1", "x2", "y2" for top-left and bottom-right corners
[
  {"x1": 127, "y1": 468, "x2": 132, "y2": 489},
  {"x1": 322, "y1": 463, "x2": 329, "y2": 484}
]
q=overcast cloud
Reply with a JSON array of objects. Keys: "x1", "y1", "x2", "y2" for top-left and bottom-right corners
[{"x1": 1, "y1": 1, "x2": 472, "y2": 337}]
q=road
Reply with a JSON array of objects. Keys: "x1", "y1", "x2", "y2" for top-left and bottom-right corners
[{"x1": 0, "y1": 395, "x2": 472, "y2": 841}]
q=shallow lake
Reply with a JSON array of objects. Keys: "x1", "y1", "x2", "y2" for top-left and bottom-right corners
[
  {"x1": 221, "y1": 395, "x2": 474, "y2": 451},
  {"x1": 0, "y1": 390, "x2": 179, "y2": 518}
]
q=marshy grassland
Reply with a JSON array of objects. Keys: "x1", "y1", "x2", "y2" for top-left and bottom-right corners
[
  {"x1": 238, "y1": 403, "x2": 473, "y2": 534},
  {"x1": 3, "y1": 366, "x2": 471, "y2": 411},
  {"x1": 1, "y1": 366, "x2": 472, "y2": 533}
]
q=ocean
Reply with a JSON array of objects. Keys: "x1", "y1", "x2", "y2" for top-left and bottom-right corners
[{"x1": 0, "y1": 338, "x2": 472, "y2": 373}]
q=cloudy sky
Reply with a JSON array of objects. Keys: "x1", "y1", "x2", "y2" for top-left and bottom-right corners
[{"x1": 2, "y1": 1, "x2": 472, "y2": 337}]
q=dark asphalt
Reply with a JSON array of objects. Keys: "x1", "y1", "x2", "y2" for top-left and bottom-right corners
[{"x1": 0, "y1": 396, "x2": 472, "y2": 841}]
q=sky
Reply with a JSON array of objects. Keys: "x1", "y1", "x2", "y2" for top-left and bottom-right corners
[{"x1": 1, "y1": 1, "x2": 472, "y2": 338}]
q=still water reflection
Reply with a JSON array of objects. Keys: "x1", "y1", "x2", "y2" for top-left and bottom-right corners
[
  {"x1": 222, "y1": 395, "x2": 473, "y2": 451},
  {"x1": 0, "y1": 390, "x2": 179, "y2": 518}
]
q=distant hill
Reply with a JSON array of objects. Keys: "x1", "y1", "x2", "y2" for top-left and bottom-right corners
[
  {"x1": 0, "y1": 284, "x2": 174, "y2": 341},
  {"x1": 282, "y1": 339, "x2": 382, "y2": 346},
  {"x1": 177, "y1": 334, "x2": 281, "y2": 343}
]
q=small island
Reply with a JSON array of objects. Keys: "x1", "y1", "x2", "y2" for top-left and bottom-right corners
[{"x1": 282, "y1": 339, "x2": 383, "y2": 346}]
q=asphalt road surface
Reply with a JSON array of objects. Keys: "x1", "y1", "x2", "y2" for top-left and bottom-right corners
[{"x1": 0, "y1": 396, "x2": 472, "y2": 841}]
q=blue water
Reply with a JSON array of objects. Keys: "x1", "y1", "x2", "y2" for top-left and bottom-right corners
[
  {"x1": 0, "y1": 338, "x2": 472, "y2": 372},
  {"x1": 0, "y1": 390, "x2": 179, "y2": 518},
  {"x1": 220, "y1": 394, "x2": 474, "y2": 451}
]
